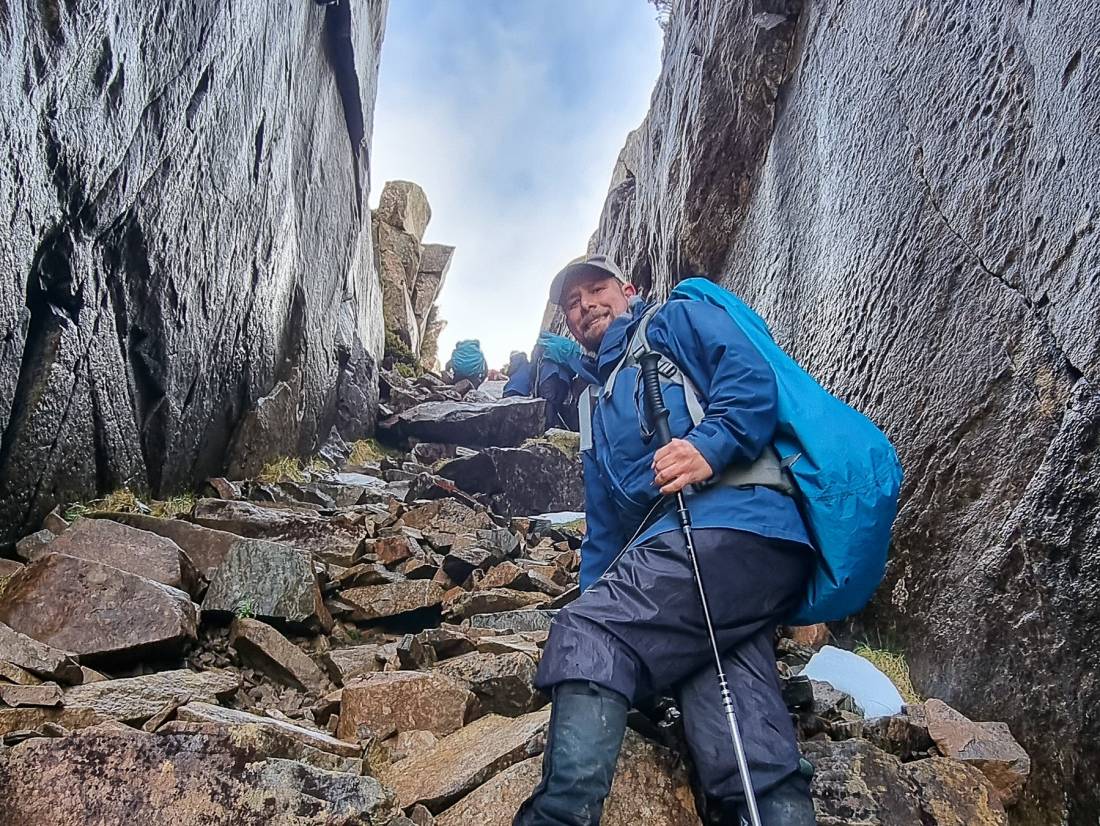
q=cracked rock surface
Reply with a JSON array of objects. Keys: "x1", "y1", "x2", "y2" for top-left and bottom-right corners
[
  {"x1": 0, "y1": 0, "x2": 389, "y2": 544},
  {"x1": 588, "y1": 2, "x2": 1098, "y2": 822}
]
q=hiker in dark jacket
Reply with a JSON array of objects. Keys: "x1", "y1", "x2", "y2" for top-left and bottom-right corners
[
  {"x1": 503, "y1": 351, "x2": 533, "y2": 398},
  {"x1": 513, "y1": 255, "x2": 817, "y2": 826},
  {"x1": 533, "y1": 332, "x2": 581, "y2": 431}
]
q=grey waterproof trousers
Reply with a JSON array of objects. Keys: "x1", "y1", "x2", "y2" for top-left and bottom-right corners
[{"x1": 535, "y1": 528, "x2": 814, "y2": 802}]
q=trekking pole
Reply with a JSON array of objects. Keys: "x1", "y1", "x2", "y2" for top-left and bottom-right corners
[{"x1": 638, "y1": 352, "x2": 763, "y2": 826}]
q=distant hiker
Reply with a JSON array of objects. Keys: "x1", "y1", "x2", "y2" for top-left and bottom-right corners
[
  {"x1": 503, "y1": 351, "x2": 533, "y2": 398},
  {"x1": 513, "y1": 254, "x2": 819, "y2": 825},
  {"x1": 445, "y1": 339, "x2": 488, "y2": 388},
  {"x1": 532, "y1": 332, "x2": 581, "y2": 431}
]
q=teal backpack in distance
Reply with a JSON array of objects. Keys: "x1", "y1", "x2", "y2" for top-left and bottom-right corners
[
  {"x1": 668, "y1": 278, "x2": 903, "y2": 625},
  {"x1": 451, "y1": 339, "x2": 487, "y2": 382}
]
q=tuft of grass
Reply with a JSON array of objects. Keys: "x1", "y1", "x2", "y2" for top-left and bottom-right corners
[
  {"x1": 64, "y1": 502, "x2": 89, "y2": 522},
  {"x1": 257, "y1": 456, "x2": 308, "y2": 484},
  {"x1": 235, "y1": 597, "x2": 255, "y2": 620},
  {"x1": 348, "y1": 438, "x2": 400, "y2": 467},
  {"x1": 152, "y1": 494, "x2": 196, "y2": 519},
  {"x1": 99, "y1": 488, "x2": 141, "y2": 513},
  {"x1": 855, "y1": 644, "x2": 921, "y2": 704}
]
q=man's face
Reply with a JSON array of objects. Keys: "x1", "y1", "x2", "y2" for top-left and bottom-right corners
[{"x1": 562, "y1": 275, "x2": 637, "y2": 351}]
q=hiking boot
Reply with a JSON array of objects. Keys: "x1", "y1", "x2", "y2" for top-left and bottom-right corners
[
  {"x1": 512, "y1": 681, "x2": 629, "y2": 826},
  {"x1": 730, "y1": 773, "x2": 817, "y2": 825}
]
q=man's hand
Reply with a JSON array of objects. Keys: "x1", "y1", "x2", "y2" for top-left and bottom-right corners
[{"x1": 652, "y1": 438, "x2": 714, "y2": 494}]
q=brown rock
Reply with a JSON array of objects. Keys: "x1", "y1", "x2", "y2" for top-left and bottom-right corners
[
  {"x1": 201, "y1": 538, "x2": 332, "y2": 632},
  {"x1": 189, "y1": 498, "x2": 365, "y2": 567},
  {"x1": 0, "y1": 706, "x2": 105, "y2": 738},
  {"x1": 324, "y1": 644, "x2": 395, "y2": 684},
  {"x1": 924, "y1": 699, "x2": 1031, "y2": 805},
  {"x1": 0, "y1": 558, "x2": 25, "y2": 580},
  {"x1": 0, "y1": 726, "x2": 400, "y2": 824},
  {"x1": 805, "y1": 738, "x2": 1008, "y2": 825},
  {"x1": 409, "y1": 803, "x2": 436, "y2": 826},
  {"x1": 0, "y1": 621, "x2": 82, "y2": 684},
  {"x1": 434, "y1": 652, "x2": 542, "y2": 717},
  {"x1": 476, "y1": 632, "x2": 546, "y2": 659},
  {"x1": 36, "y1": 518, "x2": 200, "y2": 594},
  {"x1": 79, "y1": 666, "x2": 108, "y2": 684},
  {"x1": 91, "y1": 512, "x2": 239, "y2": 579},
  {"x1": 475, "y1": 561, "x2": 530, "y2": 591},
  {"x1": 785, "y1": 623, "x2": 830, "y2": 649},
  {"x1": 0, "y1": 554, "x2": 197, "y2": 661},
  {"x1": 337, "y1": 671, "x2": 475, "y2": 741},
  {"x1": 442, "y1": 547, "x2": 494, "y2": 584},
  {"x1": 373, "y1": 532, "x2": 424, "y2": 566},
  {"x1": 446, "y1": 588, "x2": 551, "y2": 620},
  {"x1": 389, "y1": 729, "x2": 439, "y2": 763},
  {"x1": 0, "y1": 660, "x2": 40, "y2": 685},
  {"x1": 14, "y1": 530, "x2": 55, "y2": 561},
  {"x1": 398, "y1": 499, "x2": 493, "y2": 533},
  {"x1": 546, "y1": 585, "x2": 580, "y2": 609},
  {"x1": 62, "y1": 669, "x2": 239, "y2": 724},
  {"x1": 159, "y1": 720, "x2": 361, "y2": 773},
  {"x1": 380, "y1": 708, "x2": 551, "y2": 812},
  {"x1": 864, "y1": 711, "x2": 936, "y2": 761},
  {"x1": 434, "y1": 729, "x2": 699, "y2": 826},
  {"x1": 342, "y1": 581, "x2": 445, "y2": 621},
  {"x1": 175, "y1": 701, "x2": 361, "y2": 758},
  {"x1": 229, "y1": 618, "x2": 328, "y2": 693},
  {"x1": 0, "y1": 681, "x2": 62, "y2": 707},
  {"x1": 415, "y1": 624, "x2": 483, "y2": 660}
]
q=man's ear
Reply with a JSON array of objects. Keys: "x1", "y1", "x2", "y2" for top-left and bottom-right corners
[{"x1": 623, "y1": 283, "x2": 638, "y2": 298}]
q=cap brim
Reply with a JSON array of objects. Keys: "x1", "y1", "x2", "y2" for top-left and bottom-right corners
[{"x1": 549, "y1": 262, "x2": 624, "y2": 305}]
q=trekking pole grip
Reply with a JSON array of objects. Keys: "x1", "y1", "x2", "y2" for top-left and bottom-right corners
[{"x1": 638, "y1": 353, "x2": 673, "y2": 447}]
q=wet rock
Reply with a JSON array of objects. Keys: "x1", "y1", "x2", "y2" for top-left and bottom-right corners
[
  {"x1": 468, "y1": 610, "x2": 556, "y2": 635},
  {"x1": 380, "y1": 397, "x2": 547, "y2": 449},
  {"x1": 0, "y1": 726, "x2": 400, "y2": 824},
  {"x1": 380, "y1": 708, "x2": 551, "y2": 812},
  {"x1": 202, "y1": 539, "x2": 331, "y2": 632},
  {"x1": 176, "y1": 701, "x2": 360, "y2": 759},
  {"x1": 190, "y1": 499, "x2": 364, "y2": 566},
  {"x1": 229, "y1": 618, "x2": 328, "y2": 693},
  {"x1": 0, "y1": 554, "x2": 197, "y2": 661},
  {"x1": 341, "y1": 581, "x2": 445, "y2": 622},
  {"x1": 336, "y1": 671, "x2": 475, "y2": 741},
  {"x1": 33, "y1": 518, "x2": 200, "y2": 595},
  {"x1": 90, "y1": 513, "x2": 239, "y2": 581},
  {"x1": 446, "y1": 589, "x2": 551, "y2": 621},
  {"x1": 0, "y1": 706, "x2": 104, "y2": 738},
  {"x1": 0, "y1": 682, "x2": 63, "y2": 708},
  {"x1": 438, "y1": 443, "x2": 584, "y2": 517},
  {"x1": 434, "y1": 729, "x2": 699, "y2": 826},
  {"x1": 433, "y1": 652, "x2": 542, "y2": 717},
  {"x1": 924, "y1": 699, "x2": 1031, "y2": 806},
  {"x1": 804, "y1": 738, "x2": 1007, "y2": 825},
  {"x1": 62, "y1": 670, "x2": 239, "y2": 724},
  {"x1": 0, "y1": 622, "x2": 82, "y2": 684}
]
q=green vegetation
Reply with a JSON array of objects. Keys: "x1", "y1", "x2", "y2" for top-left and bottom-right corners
[
  {"x1": 855, "y1": 643, "x2": 921, "y2": 704},
  {"x1": 235, "y1": 597, "x2": 255, "y2": 620},
  {"x1": 384, "y1": 330, "x2": 422, "y2": 376}
]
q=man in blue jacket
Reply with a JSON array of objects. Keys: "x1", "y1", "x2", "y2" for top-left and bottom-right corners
[{"x1": 514, "y1": 255, "x2": 817, "y2": 825}]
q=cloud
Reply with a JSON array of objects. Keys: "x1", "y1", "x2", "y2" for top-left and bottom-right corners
[{"x1": 369, "y1": 0, "x2": 663, "y2": 367}]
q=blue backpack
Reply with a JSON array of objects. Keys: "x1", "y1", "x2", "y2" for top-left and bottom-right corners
[
  {"x1": 665, "y1": 279, "x2": 903, "y2": 624},
  {"x1": 451, "y1": 339, "x2": 487, "y2": 381}
]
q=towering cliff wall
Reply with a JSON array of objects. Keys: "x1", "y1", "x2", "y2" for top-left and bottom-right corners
[
  {"x1": 0, "y1": 1, "x2": 389, "y2": 543},
  {"x1": 592, "y1": 2, "x2": 1098, "y2": 823}
]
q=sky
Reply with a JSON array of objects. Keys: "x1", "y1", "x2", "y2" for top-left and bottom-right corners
[{"x1": 369, "y1": 0, "x2": 664, "y2": 368}]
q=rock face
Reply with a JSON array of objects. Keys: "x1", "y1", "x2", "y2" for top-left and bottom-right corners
[
  {"x1": 589, "y1": 2, "x2": 1099, "y2": 821},
  {"x1": 0, "y1": 727, "x2": 402, "y2": 825},
  {"x1": 380, "y1": 398, "x2": 548, "y2": 448},
  {"x1": 0, "y1": 1, "x2": 391, "y2": 545},
  {"x1": 437, "y1": 442, "x2": 584, "y2": 516}
]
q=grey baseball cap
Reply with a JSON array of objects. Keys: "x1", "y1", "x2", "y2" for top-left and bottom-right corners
[{"x1": 548, "y1": 254, "x2": 627, "y2": 305}]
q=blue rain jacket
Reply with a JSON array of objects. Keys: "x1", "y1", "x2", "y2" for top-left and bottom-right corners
[
  {"x1": 576, "y1": 297, "x2": 812, "y2": 590},
  {"x1": 502, "y1": 362, "x2": 533, "y2": 397}
]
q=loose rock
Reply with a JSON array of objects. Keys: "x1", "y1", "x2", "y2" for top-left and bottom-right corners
[
  {"x1": 0, "y1": 621, "x2": 82, "y2": 684},
  {"x1": 229, "y1": 618, "x2": 329, "y2": 693},
  {"x1": 337, "y1": 671, "x2": 475, "y2": 740},
  {"x1": 433, "y1": 651, "x2": 543, "y2": 717},
  {"x1": 62, "y1": 670, "x2": 240, "y2": 724},
  {"x1": 342, "y1": 581, "x2": 445, "y2": 622}
]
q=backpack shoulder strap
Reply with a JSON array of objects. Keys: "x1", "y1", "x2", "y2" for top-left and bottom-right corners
[{"x1": 578, "y1": 385, "x2": 596, "y2": 452}]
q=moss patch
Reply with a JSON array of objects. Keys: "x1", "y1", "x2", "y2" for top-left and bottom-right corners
[{"x1": 855, "y1": 643, "x2": 921, "y2": 704}]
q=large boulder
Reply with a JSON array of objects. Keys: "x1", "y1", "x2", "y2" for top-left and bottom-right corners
[
  {"x1": 201, "y1": 539, "x2": 331, "y2": 632},
  {"x1": 0, "y1": 554, "x2": 197, "y2": 661},
  {"x1": 340, "y1": 580, "x2": 446, "y2": 622},
  {"x1": 229, "y1": 618, "x2": 329, "y2": 693},
  {"x1": 437, "y1": 442, "x2": 584, "y2": 516},
  {"x1": 90, "y1": 513, "x2": 239, "y2": 581},
  {"x1": 380, "y1": 708, "x2": 551, "y2": 812},
  {"x1": 0, "y1": 726, "x2": 402, "y2": 825},
  {"x1": 432, "y1": 651, "x2": 543, "y2": 717},
  {"x1": 336, "y1": 671, "x2": 475, "y2": 741},
  {"x1": 376, "y1": 181, "x2": 433, "y2": 243},
  {"x1": 379, "y1": 398, "x2": 547, "y2": 449},
  {"x1": 0, "y1": 621, "x2": 82, "y2": 684},
  {"x1": 588, "y1": 2, "x2": 1100, "y2": 819},
  {"x1": 175, "y1": 702, "x2": 361, "y2": 759},
  {"x1": 0, "y1": 1, "x2": 388, "y2": 545},
  {"x1": 804, "y1": 738, "x2": 1008, "y2": 825},
  {"x1": 434, "y1": 729, "x2": 700, "y2": 826},
  {"x1": 30, "y1": 518, "x2": 200, "y2": 595},
  {"x1": 61, "y1": 669, "x2": 240, "y2": 724}
]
